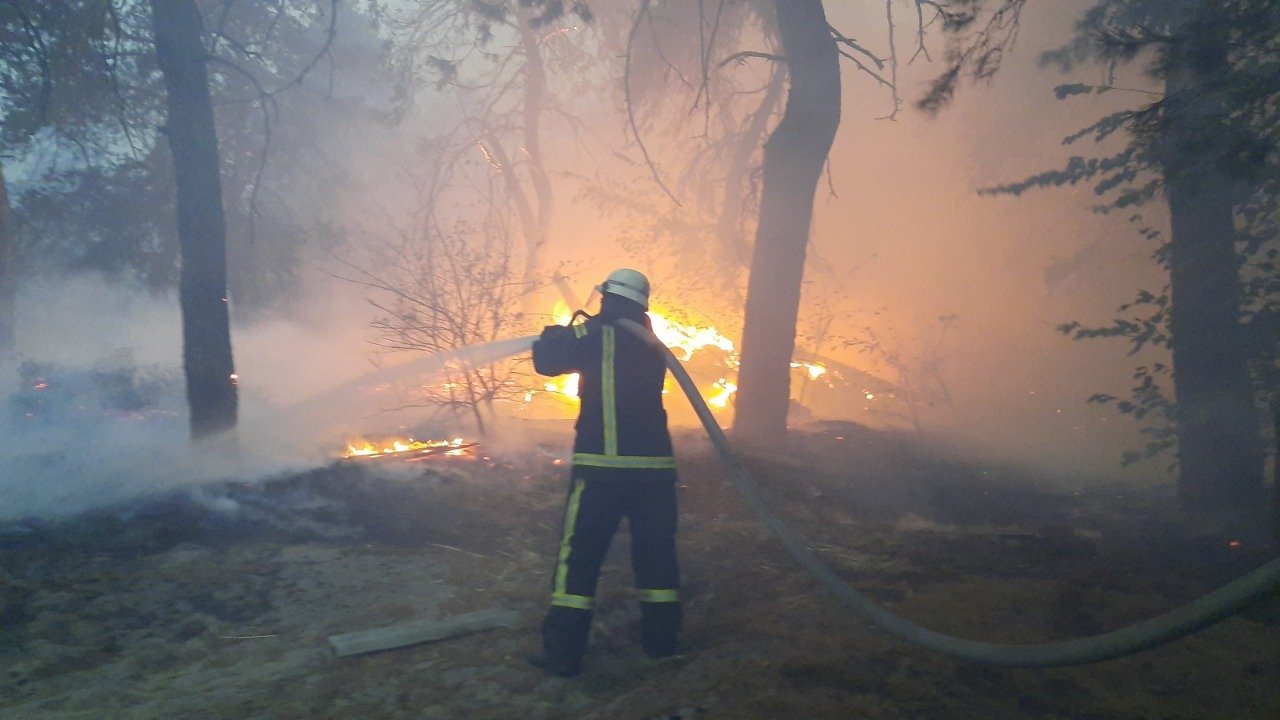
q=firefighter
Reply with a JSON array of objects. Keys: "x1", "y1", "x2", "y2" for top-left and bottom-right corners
[{"x1": 528, "y1": 268, "x2": 682, "y2": 677}]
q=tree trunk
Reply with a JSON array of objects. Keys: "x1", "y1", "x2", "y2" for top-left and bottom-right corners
[
  {"x1": 0, "y1": 161, "x2": 15, "y2": 354},
  {"x1": 1162, "y1": 49, "x2": 1264, "y2": 515},
  {"x1": 151, "y1": 0, "x2": 238, "y2": 440},
  {"x1": 732, "y1": 0, "x2": 839, "y2": 443}
]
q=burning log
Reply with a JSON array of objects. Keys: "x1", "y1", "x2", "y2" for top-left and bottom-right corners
[
  {"x1": 342, "y1": 437, "x2": 477, "y2": 461},
  {"x1": 402, "y1": 442, "x2": 479, "y2": 462}
]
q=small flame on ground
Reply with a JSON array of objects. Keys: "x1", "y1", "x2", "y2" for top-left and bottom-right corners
[
  {"x1": 790, "y1": 361, "x2": 827, "y2": 380},
  {"x1": 344, "y1": 436, "x2": 473, "y2": 460}
]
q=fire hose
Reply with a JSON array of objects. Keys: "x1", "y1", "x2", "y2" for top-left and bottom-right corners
[{"x1": 613, "y1": 318, "x2": 1280, "y2": 667}]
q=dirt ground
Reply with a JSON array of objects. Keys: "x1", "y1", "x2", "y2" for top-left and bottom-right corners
[{"x1": 2, "y1": 421, "x2": 1278, "y2": 720}]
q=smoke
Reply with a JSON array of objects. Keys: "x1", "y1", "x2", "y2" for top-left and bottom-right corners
[
  {"x1": 2, "y1": 0, "x2": 1190, "y2": 521},
  {"x1": 0, "y1": 278, "x2": 355, "y2": 518},
  {"x1": 2, "y1": 279, "x2": 233, "y2": 518},
  {"x1": 795, "y1": 0, "x2": 1171, "y2": 484},
  {"x1": 0, "y1": 272, "x2": 548, "y2": 521},
  {"x1": 274, "y1": 334, "x2": 538, "y2": 444}
]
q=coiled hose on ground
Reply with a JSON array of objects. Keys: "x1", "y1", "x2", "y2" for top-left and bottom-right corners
[{"x1": 615, "y1": 318, "x2": 1280, "y2": 667}]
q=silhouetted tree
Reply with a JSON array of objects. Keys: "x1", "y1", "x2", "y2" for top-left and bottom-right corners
[
  {"x1": 1160, "y1": 31, "x2": 1262, "y2": 515},
  {"x1": 734, "y1": 0, "x2": 1026, "y2": 442},
  {"x1": 150, "y1": 0, "x2": 237, "y2": 440},
  {"x1": 732, "y1": 0, "x2": 840, "y2": 443},
  {"x1": 983, "y1": 0, "x2": 1279, "y2": 518},
  {"x1": 0, "y1": 0, "x2": 344, "y2": 441}
]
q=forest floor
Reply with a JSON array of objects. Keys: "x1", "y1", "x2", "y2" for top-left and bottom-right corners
[{"x1": 1, "y1": 420, "x2": 1278, "y2": 720}]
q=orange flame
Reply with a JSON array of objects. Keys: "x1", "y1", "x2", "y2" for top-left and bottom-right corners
[
  {"x1": 343, "y1": 436, "x2": 473, "y2": 459},
  {"x1": 534, "y1": 302, "x2": 739, "y2": 409}
]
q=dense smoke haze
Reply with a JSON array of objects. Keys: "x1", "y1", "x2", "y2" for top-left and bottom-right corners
[
  {"x1": 0, "y1": 0, "x2": 1243, "y2": 519},
  {"x1": 809, "y1": 1, "x2": 1169, "y2": 479}
]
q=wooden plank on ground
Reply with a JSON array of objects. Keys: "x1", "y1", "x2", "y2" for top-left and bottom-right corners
[{"x1": 328, "y1": 608, "x2": 520, "y2": 658}]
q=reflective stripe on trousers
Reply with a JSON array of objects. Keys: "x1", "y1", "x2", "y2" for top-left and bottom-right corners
[{"x1": 548, "y1": 472, "x2": 680, "y2": 612}]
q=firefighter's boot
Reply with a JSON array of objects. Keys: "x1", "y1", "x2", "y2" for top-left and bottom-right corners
[
  {"x1": 534, "y1": 606, "x2": 591, "y2": 676},
  {"x1": 640, "y1": 600, "x2": 682, "y2": 658}
]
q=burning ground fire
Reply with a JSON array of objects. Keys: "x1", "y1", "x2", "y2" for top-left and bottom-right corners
[
  {"x1": 534, "y1": 302, "x2": 829, "y2": 411},
  {"x1": 340, "y1": 302, "x2": 842, "y2": 459},
  {"x1": 343, "y1": 437, "x2": 477, "y2": 461}
]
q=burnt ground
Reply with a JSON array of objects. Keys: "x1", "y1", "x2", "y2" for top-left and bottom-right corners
[{"x1": 1, "y1": 421, "x2": 1277, "y2": 720}]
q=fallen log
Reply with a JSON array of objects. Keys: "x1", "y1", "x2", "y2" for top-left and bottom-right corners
[{"x1": 328, "y1": 608, "x2": 519, "y2": 658}]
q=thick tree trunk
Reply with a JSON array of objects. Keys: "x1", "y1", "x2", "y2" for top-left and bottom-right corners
[
  {"x1": 1166, "y1": 174, "x2": 1264, "y2": 513},
  {"x1": 0, "y1": 161, "x2": 14, "y2": 353},
  {"x1": 151, "y1": 0, "x2": 238, "y2": 440},
  {"x1": 732, "y1": 0, "x2": 839, "y2": 443},
  {"x1": 1162, "y1": 52, "x2": 1264, "y2": 515}
]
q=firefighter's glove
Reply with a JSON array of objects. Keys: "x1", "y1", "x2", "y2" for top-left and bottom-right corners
[{"x1": 540, "y1": 324, "x2": 573, "y2": 341}]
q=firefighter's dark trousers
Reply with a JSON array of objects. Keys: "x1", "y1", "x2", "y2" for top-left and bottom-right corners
[{"x1": 542, "y1": 468, "x2": 681, "y2": 664}]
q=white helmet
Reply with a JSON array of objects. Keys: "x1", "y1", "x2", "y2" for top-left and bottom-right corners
[{"x1": 599, "y1": 268, "x2": 650, "y2": 309}]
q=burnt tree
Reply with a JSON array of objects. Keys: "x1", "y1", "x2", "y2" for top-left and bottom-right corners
[
  {"x1": 732, "y1": 0, "x2": 839, "y2": 443},
  {"x1": 150, "y1": 0, "x2": 238, "y2": 440}
]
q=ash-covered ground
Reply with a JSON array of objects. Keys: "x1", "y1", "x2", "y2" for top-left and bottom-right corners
[{"x1": 1, "y1": 422, "x2": 1277, "y2": 720}]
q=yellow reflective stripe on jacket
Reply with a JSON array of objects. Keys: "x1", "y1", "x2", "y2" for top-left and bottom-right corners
[
  {"x1": 572, "y1": 453, "x2": 676, "y2": 469},
  {"x1": 601, "y1": 325, "x2": 618, "y2": 455},
  {"x1": 573, "y1": 324, "x2": 588, "y2": 338},
  {"x1": 637, "y1": 588, "x2": 679, "y2": 603},
  {"x1": 551, "y1": 592, "x2": 594, "y2": 610},
  {"x1": 554, "y1": 479, "x2": 586, "y2": 599}
]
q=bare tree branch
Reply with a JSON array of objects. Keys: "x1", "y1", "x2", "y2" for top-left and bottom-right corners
[{"x1": 625, "y1": 0, "x2": 682, "y2": 206}]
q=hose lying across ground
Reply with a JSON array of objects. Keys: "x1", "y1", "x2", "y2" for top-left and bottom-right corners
[{"x1": 615, "y1": 319, "x2": 1280, "y2": 667}]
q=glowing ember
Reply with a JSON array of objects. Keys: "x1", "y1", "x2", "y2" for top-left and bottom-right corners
[
  {"x1": 344, "y1": 436, "x2": 474, "y2": 460},
  {"x1": 790, "y1": 361, "x2": 827, "y2": 380}
]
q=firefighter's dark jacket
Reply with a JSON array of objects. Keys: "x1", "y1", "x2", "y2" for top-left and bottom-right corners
[{"x1": 532, "y1": 311, "x2": 674, "y2": 471}]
